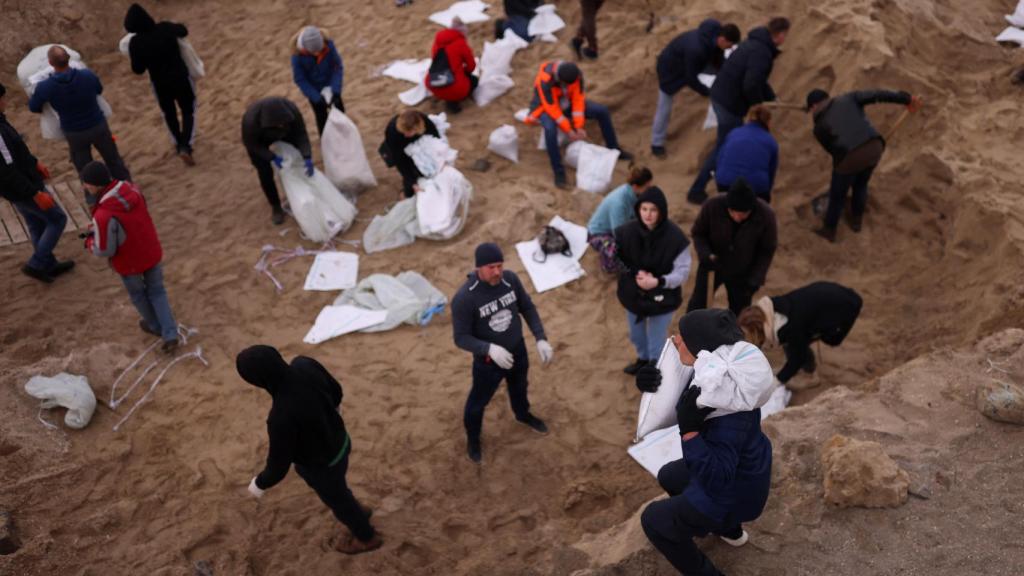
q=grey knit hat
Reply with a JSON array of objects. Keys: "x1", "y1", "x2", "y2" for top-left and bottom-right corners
[{"x1": 298, "y1": 26, "x2": 324, "y2": 53}]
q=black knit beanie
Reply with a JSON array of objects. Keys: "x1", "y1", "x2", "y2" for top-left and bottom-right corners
[
  {"x1": 80, "y1": 161, "x2": 112, "y2": 186},
  {"x1": 678, "y1": 309, "x2": 744, "y2": 355},
  {"x1": 726, "y1": 177, "x2": 755, "y2": 212},
  {"x1": 557, "y1": 62, "x2": 580, "y2": 84},
  {"x1": 805, "y1": 88, "x2": 830, "y2": 112},
  {"x1": 475, "y1": 242, "x2": 504, "y2": 267}
]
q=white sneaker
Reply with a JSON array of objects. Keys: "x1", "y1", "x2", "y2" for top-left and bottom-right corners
[{"x1": 720, "y1": 530, "x2": 748, "y2": 547}]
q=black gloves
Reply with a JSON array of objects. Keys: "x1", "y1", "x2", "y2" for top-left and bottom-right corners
[
  {"x1": 676, "y1": 386, "x2": 714, "y2": 435},
  {"x1": 331, "y1": 94, "x2": 346, "y2": 112},
  {"x1": 635, "y1": 364, "x2": 662, "y2": 393}
]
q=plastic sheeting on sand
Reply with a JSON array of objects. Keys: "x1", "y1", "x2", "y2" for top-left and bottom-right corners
[
  {"x1": 429, "y1": 0, "x2": 491, "y2": 27},
  {"x1": 383, "y1": 58, "x2": 432, "y2": 105},
  {"x1": 515, "y1": 215, "x2": 588, "y2": 293},
  {"x1": 24, "y1": 373, "x2": 96, "y2": 429},
  {"x1": 272, "y1": 141, "x2": 358, "y2": 244},
  {"x1": 303, "y1": 251, "x2": 359, "y2": 291},
  {"x1": 303, "y1": 305, "x2": 389, "y2": 344},
  {"x1": 333, "y1": 271, "x2": 448, "y2": 332}
]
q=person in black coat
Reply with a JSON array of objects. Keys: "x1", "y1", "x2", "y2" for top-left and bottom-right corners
[
  {"x1": 0, "y1": 83, "x2": 73, "y2": 283},
  {"x1": 650, "y1": 20, "x2": 740, "y2": 158},
  {"x1": 382, "y1": 109, "x2": 439, "y2": 198},
  {"x1": 614, "y1": 186, "x2": 692, "y2": 374},
  {"x1": 241, "y1": 97, "x2": 312, "y2": 225},
  {"x1": 124, "y1": 3, "x2": 197, "y2": 164},
  {"x1": 496, "y1": 0, "x2": 542, "y2": 41},
  {"x1": 688, "y1": 178, "x2": 777, "y2": 315},
  {"x1": 738, "y1": 281, "x2": 863, "y2": 384},
  {"x1": 689, "y1": 17, "x2": 790, "y2": 204},
  {"x1": 238, "y1": 345, "x2": 382, "y2": 555},
  {"x1": 805, "y1": 88, "x2": 922, "y2": 242}
]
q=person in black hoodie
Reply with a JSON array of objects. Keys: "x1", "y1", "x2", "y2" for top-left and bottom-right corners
[
  {"x1": 0, "y1": 83, "x2": 74, "y2": 283},
  {"x1": 495, "y1": 0, "x2": 542, "y2": 41},
  {"x1": 614, "y1": 186, "x2": 692, "y2": 374},
  {"x1": 124, "y1": 3, "x2": 197, "y2": 165},
  {"x1": 689, "y1": 17, "x2": 790, "y2": 204},
  {"x1": 738, "y1": 281, "x2": 863, "y2": 385},
  {"x1": 241, "y1": 97, "x2": 313, "y2": 225},
  {"x1": 382, "y1": 109, "x2": 439, "y2": 198},
  {"x1": 805, "y1": 88, "x2": 922, "y2": 242},
  {"x1": 451, "y1": 243, "x2": 555, "y2": 463},
  {"x1": 688, "y1": 178, "x2": 777, "y2": 315},
  {"x1": 651, "y1": 20, "x2": 740, "y2": 158},
  {"x1": 238, "y1": 345, "x2": 382, "y2": 555}
]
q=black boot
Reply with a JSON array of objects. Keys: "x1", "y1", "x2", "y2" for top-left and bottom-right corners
[
  {"x1": 467, "y1": 437, "x2": 482, "y2": 463},
  {"x1": 814, "y1": 225, "x2": 837, "y2": 243}
]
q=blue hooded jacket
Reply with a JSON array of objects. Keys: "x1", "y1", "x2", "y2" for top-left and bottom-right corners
[
  {"x1": 587, "y1": 183, "x2": 637, "y2": 236},
  {"x1": 291, "y1": 39, "x2": 343, "y2": 103},
  {"x1": 656, "y1": 19, "x2": 722, "y2": 96},
  {"x1": 28, "y1": 68, "x2": 105, "y2": 132},
  {"x1": 715, "y1": 121, "x2": 778, "y2": 200}
]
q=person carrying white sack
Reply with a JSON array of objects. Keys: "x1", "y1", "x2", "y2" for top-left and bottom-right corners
[{"x1": 634, "y1": 308, "x2": 773, "y2": 576}]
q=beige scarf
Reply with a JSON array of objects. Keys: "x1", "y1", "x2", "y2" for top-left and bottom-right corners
[{"x1": 755, "y1": 296, "x2": 787, "y2": 348}]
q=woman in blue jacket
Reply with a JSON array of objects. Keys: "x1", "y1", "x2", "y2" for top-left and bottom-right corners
[
  {"x1": 715, "y1": 105, "x2": 778, "y2": 202},
  {"x1": 291, "y1": 26, "x2": 344, "y2": 135}
]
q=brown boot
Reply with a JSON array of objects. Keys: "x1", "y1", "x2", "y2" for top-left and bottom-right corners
[{"x1": 333, "y1": 532, "x2": 383, "y2": 555}]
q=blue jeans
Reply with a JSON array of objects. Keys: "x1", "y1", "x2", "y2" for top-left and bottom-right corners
[
  {"x1": 824, "y1": 166, "x2": 875, "y2": 229},
  {"x1": 121, "y1": 263, "x2": 178, "y2": 341},
  {"x1": 626, "y1": 310, "x2": 674, "y2": 361},
  {"x1": 13, "y1": 198, "x2": 67, "y2": 270},
  {"x1": 650, "y1": 89, "x2": 675, "y2": 147},
  {"x1": 690, "y1": 101, "x2": 742, "y2": 196},
  {"x1": 539, "y1": 101, "x2": 620, "y2": 179},
  {"x1": 501, "y1": 15, "x2": 532, "y2": 41}
]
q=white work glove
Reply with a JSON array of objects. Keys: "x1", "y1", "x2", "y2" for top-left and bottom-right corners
[
  {"x1": 488, "y1": 344, "x2": 515, "y2": 370},
  {"x1": 320, "y1": 86, "x2": 333, "y2": 103},
  {"x1": 536, "y1": 340, "x2": 554, "y2": 365},
  {"x1": 248, "y1": 476, "x2": 265, "y2": 499}
]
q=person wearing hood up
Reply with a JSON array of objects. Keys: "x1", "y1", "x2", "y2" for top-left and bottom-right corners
[
  {"x1": 29, "y1": 46, "x2": 132, "y2": 183},
  {"x1": 237, "y1": 345, "x2": 382, "y2": 555},
  {"x1": 635, "y1": 309, "x2": 773, "y2": 576},
  {"x1": 494, "y1": 0, "x2": 542, "y2": 41},
  {"x1": 124, "y1": 3, "x2": 197, "y2": 166},
  {"x1": 650, "y1": 19, "x2": 741, "y2": 158},
  {"x1": 81, "y1": 161, "x2": 180, "y2": 353},
  {"x1": 425, "y1": 17, "x2": 477, "y2": 114},
  {"x1": 451, "y1": 242, "x2": 555, "y2": 463},
  {"x1": 688, "y1": 17, "x2": 790, "y2": 205},
  {"x1": 738, "y1": 281, "x2": 862, "y2": 386},
  {"x1": 241, "y1": 97, "x2": 313, "y2": 225},
  {"x1": 291, "y1": 26, "x2": 345, "y2": 135},
  {"x1": 688, "y1": 178, "x2": 777, "y2": 315},
  {"x1": 613, "y1": 186, "x2": 692, "y2": 375}
]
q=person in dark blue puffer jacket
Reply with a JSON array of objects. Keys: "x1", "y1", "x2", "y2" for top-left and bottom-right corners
[
  {"x1": 715, "y1": 105, "x2": 778, "y2": 202},
  {"x1": 291, "y1": 26, "x2": 344, "y2": 135}
]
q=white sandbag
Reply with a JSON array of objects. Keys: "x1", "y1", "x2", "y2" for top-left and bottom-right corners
[
  {"x1": 334, "y1": 271, "x2": 448, "y2": 332},
  {"x1": 473, "y1": 74, "x2": 515, "y2": 107},
  {"x1": 399, "y1": 83, "x2": 429, "y2": 106},
  {"x1": 24, "y1": 373, "x2": 96, "y2": 429},
  {"x1": 487, "y1": 124, "x2": 519, "y2": 163},
  {"x1": 537, "y1": 129, "x2": 568, "y2": 150},
  {"x1": 416, "y1": 165, "x2": 473, "y2": 237},
  {"x1": 515, "y1": 215, "x2": 588, "y2": 293},
  {"x1": 996, "y1": 26, "x2": 1024, "y2": 46},
  {"x1": 17, "y1": 44, "x2": 113, "y2": 140},
  {"x1": 480, "y1": 33, "x2": 528, "y2": 78},
  {"x1": 636, "y1": 339, "x2": 695, "y2": 440},
  {"x1": 178, "y1": 38, "x2": 205, "y2": 79},
  {"x1": 527, "y1": 4, "x2": 566, "y2": 38},
  {"x1": 382, "y1": 58, "x2": 431, "y2": 84},
  {"x1": 692, "y1": 341, "x2": 775, "y2": 417},
  {"x1": 575, "y1": 142, "x2": 620, "y2": 194},
  {"x1": 272, "y1": 141, "x2": 358, "y2": 243},
  {"x1": 119, "y1": 33, "x2": 134, "y2": 55},
  {"x1": 627, "y1": 424, "x2": 683, "y2": 477},
  {"x1": 303, "y1": 305, "x2": 389, "y2": 344},
  {"x1": 303, "y1": 251, "x2": 359, "y2": 291},
  {"x1": 514, "y1": 108, "x2": 530, "y2": 123},
  {"x1": 363, "y1": 198, "x2": 419, "y2": 254},
  {"x1": 760, "y1": 381, "x2": 792, "y2": 420},
  {"x1": 564, "y1": 140, "x2": 583, "y2": 169},
  {"x1": 406, "y1": 135, "x2": 457, "y2": 178},
  {"x1": 429, "y1": 0, "x2": 491, "y2": 27},
  {"x1": 1007, "y1": 1, "x2": 1024, "y2": 27},
  {"x1": 428, "y1": 112, "x2": 451, "y2": 141},
  {"x1": 321, "y1": 108, "x2": 377, "y2": 194}
]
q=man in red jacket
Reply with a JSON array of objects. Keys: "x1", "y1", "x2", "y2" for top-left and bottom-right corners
[
  {"x1": 425, "y1": 17, "x2": 478, "y2": 113},
  {"x1": 81, "y1": 161, "x2": 180, "y2": 352}
]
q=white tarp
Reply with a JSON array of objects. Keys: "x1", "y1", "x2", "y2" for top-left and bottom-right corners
[
  {"x1": 334, "y1": 271, "x2": 447, "y2": 332},
  {"x1": 429, "y1": 0, "x2": 491, "y2": 27},
  {"x1": 1007, "y1": 1, "x2": 1024, "y2": 27},
  {"x1": 303, "y1": 251, "x2": 359, "y2": 291},
  {"x1": 17, "y1": 44, "x2": 113, "y2": 140},
  {"x1": 515, "y1": 215, "x2": 588, "y2": 293},
  {"x1": 321, "y1": 108, "x2": 377, "y2": 195},
  {"x1": 487, "y1": 124, "x2": 519, "y2": 163},
  {"x1": 527, "y1": 4, "x2": 565, "y2": 42},
  {"x1": 363, "y1": 198, "x2": 419, "y2": 254},
  {"x1": 996, "y1": 26, "x2": 1024, "y2": 46},
  {"x1": 24, "y1": 372, "x2": 96, "y2": 429},
  {"x1": 272, "y1": 141, "x2": 358, "y2": 244},
  {"x1": 384, "y1": 58, "x2": 432, "y2": 105},
  {"x1": 574, "y1": 142, "x2": 620, "y2": 194},
  {"x1": 304, "y1": 305, "x2": 389, "y2": 344}
]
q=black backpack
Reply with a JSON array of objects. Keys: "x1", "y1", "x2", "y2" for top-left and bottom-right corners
[
  {"x1": 428, "y1": 48, "x2": 455, "y2": 88},
  {"x1": 533, "y1": 226, "x2": 572, "y2": 263}
]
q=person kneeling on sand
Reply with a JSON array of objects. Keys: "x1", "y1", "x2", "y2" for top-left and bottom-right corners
[
  {"x1": 587, "y1": 165, "x2": 653, "y2": 273},
  {"x1": 452, "y1": 243, "x2": 555, "y2": 463},
  {"x1": 381, "y1": 109, "x2": 439, "y2": 198},
  {"x1": 636, "y1": 309, "x2": 773, "y2": 576},
  {"x1": 238, "y1": 345, "x2": 382, "y2": 555},
  {"x1": 805, "y1": 87, "x2": 922, "y2": 242},
  {"x1": 81, "y1": 161, "x2": 180, "y2": 353},
  {"x1": 426, "y1": 17, "x2": 477, "y2": 114}
]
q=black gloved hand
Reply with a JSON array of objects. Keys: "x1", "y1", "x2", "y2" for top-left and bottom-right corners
[
  {"x1": 635, "y1": 364, "x2": 662, "y2": 393},
  {"x1": 331, "y1": 94, "x2": 346, "y2": 113},
  {"x1": 676, "y1": 386, "x2": 715, "y2": 435}
]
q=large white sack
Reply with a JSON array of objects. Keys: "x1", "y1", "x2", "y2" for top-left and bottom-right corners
[
  {"x1": 480, "y1": 33, "x2": 528, "y2": 78},
  {"x1": 178, "y1": 38, "x2": 205, "y2": 79},
  {"x1": 322, "y1": 108, "x2": 377, "y2": 194},
  {"x1": 996, "y1": 26, "x2": 1024, "y2": 46},
  {"x1": 429, "y1": 0, "x2": 491, "y2": 27},
  {"x1": 273, "y1": 141, "x2": 358, "y2": 243},
  {"x1": 24, "y1": 373, "x2": 96, "y2": 429},
  {"x1": 406, "y1": 135, "x2": 457, "y2": 178},
  {"x1": 636, "y1": 339, "x2": 695, "y2": 440},
  {"x1": 334, "y1": 271, "x2": 447, "y2": 332},
  {"x1": 1008, "y1": 1, "x2": 1024, "y2": 27},
  {"x1": 564, "y1": 140, "x2": 583, "y2": 168},
  {"x1": 363, "y1": 198, "x2": 419, "y2": 253},
  {"x1": 416, "y1": 165, "x2": 473, "y2": 237},
  {"x1": 692, "y1": 341, "x2": 775, "y2": 417},
  {"x1": 527, "y1": 4, "x2": 566, "y2": 39},
  {"x1": 17, "y1": 44, "x2": 113, "y2": 140},
  {"x1": 487, "y1": 124, "x2": 519, "y2": 163},
  {"x1": 473, "y1": 74, "x2": 515, "y2": 107},
  {"x1": 428, "y1": 112, "x2": 451, "y2": 141},
  {"x1": 575, "y1": 142, "x2": 619, "y2": 194},
  {"x1": 303, "y1": 305, "x2": 389, "y2": 344}
]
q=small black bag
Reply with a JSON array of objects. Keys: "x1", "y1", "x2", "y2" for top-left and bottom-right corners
[
  {"x1": 378, "y1": 140, "x2": 395, "y2": 167},
  {"x1": 428, "y1": 49, "x2": 455, "y2": 88},
  {"x1": 533, "y1": 226, "x2": 573, "y2": 263}
]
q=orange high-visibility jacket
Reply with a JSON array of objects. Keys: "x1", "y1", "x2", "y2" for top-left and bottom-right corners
[{"x1": 528, "y1": 61, "x2": 585, "y2": 133}]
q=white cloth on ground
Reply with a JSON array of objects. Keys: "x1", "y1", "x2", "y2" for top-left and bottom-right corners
[
  {"x1": 303, "y1": 251, "x2": 359, "y2": 291},
  {"x1": 429, "y1": 0, "x2": 491, "y2": 27},
  {"x1": 24, "y1": 373, "x2": 96, "y2": 429},
  {"x1": 514, "y1": 215, "x2": 588, "y2": 293},
  {"x1": 271, "y1": 141, "x2": 358, "y2": 243},
  {"x1": 1007, "y1": 1, "x2": 1024, "y2": 27},
  {"x1": 487, "y1": 124, "x2": 519, "y2": 163},
  {"x1": 303, "y1": 306, "x2": 389, "y2": 344},
  {"x1": 334, "y1": 271, "x2": 447, "y2": 332},
  {"x1": 321, "y1": 108, "x2": 377, "y2": 195},
  {"x1": 382, "y1": 58, "x2": 431, "y2": 84}
]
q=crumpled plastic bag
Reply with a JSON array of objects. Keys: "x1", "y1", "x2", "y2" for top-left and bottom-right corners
[
  {"x1": 528, "y1": 4, "x2": 566, "y2": 42},
  {"x1": 334, "y1": 271, "x2": 448, "y2": 332},
  {"x1": 416, "y1": 165, "x2": 473, "y2": 237},
  {"x1": 406, "y1": 135, "x2": 457, "y2": 178},
  {"x1": 322, "y1": 108, "x2": 377, "y2": 195},
  {"x1": 272, "y1": 141, "x2": 358, "y2": 243},
  {"x1": 488, "y1": 124, "x2": 519, "y2": 163},
  {"x1": 25, "y1": 372, "x2": 96, "y2": 429},
  {"x1": 363, "y1": 198, "x2": 419, "y2": 254},
  {"x1": 692, "y1": 341, "x2": 775, "y2": 417}
]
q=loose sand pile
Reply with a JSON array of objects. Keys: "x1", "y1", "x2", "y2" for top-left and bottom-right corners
[{"x1": 2, "y1": 0, "x2": 1024, "y2": 574}]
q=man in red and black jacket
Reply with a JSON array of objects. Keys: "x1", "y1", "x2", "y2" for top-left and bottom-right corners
[
  {"x1": 81, "y1": 161, "x2": 180, "y2": 352},
  {"x1": 0, "y1": 82, "x2": 73, "y2": 283}
]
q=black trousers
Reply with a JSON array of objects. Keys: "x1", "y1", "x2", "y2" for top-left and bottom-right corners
[
  {"x1": 686, "y1": 263, "x2": 755, "y2": 316},
  {"x1": 463, "y1": 340, "x2": 530, "y2": 442},
  {"x1": 310, "y1": 94, "x2": 346, "y2": 136},
  {"x1": 153, "y1": 79, "x2": 196, "y2": 153},
  {"x1": 247, "y1": 151, "x2": 280, "y2": 209},
  {"x1": 824, "y1": 165, "x2": 875, "y2": 229},
  {"x1": 294, "y1": 451, "x2": 375, "y2": 542},
  {"x1": 64, "y1": 121, "x2": 131, "y2": 182}
]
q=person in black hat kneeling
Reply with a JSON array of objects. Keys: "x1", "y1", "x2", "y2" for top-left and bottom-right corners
[{"x1": 451, "y1": 242, "x2": 555, "y2": 463}]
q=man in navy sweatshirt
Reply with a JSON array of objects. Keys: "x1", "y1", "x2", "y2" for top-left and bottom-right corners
[
  {"x1": 451, "y1": 242, "x2": 555, "y2": 463},
  {"x1": 28, "y1": 46, "x2": 131, "y2": 181}
]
